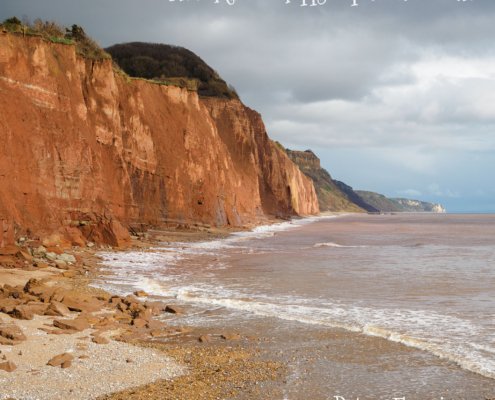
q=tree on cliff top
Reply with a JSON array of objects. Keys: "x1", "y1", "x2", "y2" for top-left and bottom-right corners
[{"x1": 105, "y1": 42, "x2": 238, "y2": 99}]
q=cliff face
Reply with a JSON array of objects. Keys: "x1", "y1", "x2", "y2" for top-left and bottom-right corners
[
  {"x1": 333, "y1": 181, "x2": 379, "y2": 213},
  {"x1": 286, "y1": 149, "x2": 365, "y2": 212},
  {"x1": 0, "y1": 33, "x2": 318, "y2": 248},
  {"x1": 356, "y1": 191, "x2": 446, "y2": 213},
  {"x1": 391, "y1": 198, "x2": 446, "y2": 213}
]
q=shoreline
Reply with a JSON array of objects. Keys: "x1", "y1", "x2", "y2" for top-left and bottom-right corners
[
  {"x1": 0, "y1": 223, "x2": 289, "y2": 400},
  {"x1": 2, "y1": 215, "x2": 495, "y2": 399}
]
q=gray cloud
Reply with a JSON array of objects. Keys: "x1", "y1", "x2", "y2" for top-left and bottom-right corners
[{"x1": 2, "y1": 0, "x2": 495, "y2": 212}]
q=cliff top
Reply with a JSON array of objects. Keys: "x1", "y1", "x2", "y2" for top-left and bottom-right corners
[
  {"x1": 0, "y1": 17, "x2": 109, "y2": 60},
  {"x1": 1, "y1": 17, "x2": 237, "y2": 99}
]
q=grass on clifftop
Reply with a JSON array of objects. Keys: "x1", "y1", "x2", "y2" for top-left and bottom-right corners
[{"x1": 1, "y1": 17, "x2": 110, "y2": 60}]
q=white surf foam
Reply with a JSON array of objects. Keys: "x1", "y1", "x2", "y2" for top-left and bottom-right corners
[
  {"x1": 165, "y1": 284, "x2": 495, "y2": 380},
  {"x1": 94, "y1": 213, "x2": 495, "y2": 381},
  {"x1": 313, "y1": 242, "x2": 368, "y2": 248}
]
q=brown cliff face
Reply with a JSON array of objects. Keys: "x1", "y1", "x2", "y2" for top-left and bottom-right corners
[{"x1": 0, "y1": 33, "x2": 318, "y2": 247}]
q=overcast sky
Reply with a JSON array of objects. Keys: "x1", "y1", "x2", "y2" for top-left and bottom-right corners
[{"x1": 2, "y1": 0, "x2": 495, "y2": 212}]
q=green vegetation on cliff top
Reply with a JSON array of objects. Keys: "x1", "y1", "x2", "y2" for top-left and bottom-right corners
[
  {"x1": 105, "y1": 42, "x2": 238, "y2": 99},
  {"x1": 1, "y1": 17, "x2": 238, "y2": 99},
  {"x1": 1, "y1": 17, "x2": 109, "y2": 60}
]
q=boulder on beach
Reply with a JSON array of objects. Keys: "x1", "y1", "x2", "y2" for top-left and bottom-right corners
[
  {"x1": 0, "y1": 322, "x2": 27, "y2": 343},
  {"x1": 0, "y1": 361, "x2": 17, "y2": 372},
  {"x1": 44, "y1": 301, "x2": 71, "y2": 317},
  {"x1": 198, "y1": 335, "x2": 211, "y2": 343},
  {"x1": 92, "y1": 335, "x2": 110, "y2": 345},
  {"x1": 61, "y1": 291, "x2": 103, "y2": 313},
  {"x1": 47, "y1": 352, "x2": 74, "y2": 367},
  {"x1": 221, "y1": 333, "x2": 241, "y2": 341},
  {"x1": 53, "y1": 317, "x2": 90, "y2": 332},
  {"x1": 10, "y1": 305, "x2": 35, "y2": 320},
  {"x1": 165, "y1": 305, "x2": 183, "y2": 315}
]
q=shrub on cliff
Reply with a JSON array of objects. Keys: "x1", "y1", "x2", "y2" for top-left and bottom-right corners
[
  {"x1": 1, "y1": 17, "x2": 23, "y2": 33},
  {"x1": 65, "y1": 24, "x2": 110, "y2": 60},
  {"x1": 105, "y1": 42, "x2": 238, "y2": 99},
  {"x1": 1, "y1": 17, "x2": 109, "y2": 60}
]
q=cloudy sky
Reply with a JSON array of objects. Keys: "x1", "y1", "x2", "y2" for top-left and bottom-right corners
[{"x1": 2, "y1": 0, "x2": 495, "y2": 212}]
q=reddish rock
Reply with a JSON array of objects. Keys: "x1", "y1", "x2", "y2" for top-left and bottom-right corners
[
  {"x1": 221, "y1": 333, "x2": 241, "y2": 341},
  {"x1": 0, "y1": 33, "x2": 318, "y2": 253},
  {"x1": 24, "y1": 279, "x2": 55, "y2": 303},
  {"x1": 0, "y1": 246, "x2": 21, "y2": 256},
  {"x1": 0, "y1": 337, "x2": 16, "y2": 345},
  {"x1": 53, "y1": 317, "x2": 90, "y2": 332},
  {"x1": 47, "y1": 353, "x2": 74, "y2": 367},
  {"x1": 131, "y1": 318, "x2": 148, "y2": 329},
  {"x1": 62, "y1": 270, "x2": 77, "y2": 278},
  {"x1": 0, "y1": 361, "x2": 17, "y2": 372},
  {"x1": 45, "y1": 301, "x2": 71, "y2": 317},
  {"x1": 50, "y1": 291, "x2": 65, "y2": 303},
  {"x1": 134, "y1": 290, "x2": 148, "y2": 297},
  {"x1": 198, "y1": 335, "x2": 211, "y2": 343},
  {"x1": 19, "y1": 250, "x2": 32, "y2": 262},
  {"x1": 61, "y1": 292, "x2": 102, "y2": 313},
  {"x1": 78, "y1": 313, "x2": 100, "y2": 325},
  {"x1": 0, "y1": 298, "x2": 23, "y2": 314},
  {"x1": 91, "y1": 335, "x2": 109, "y2": 345},
  {"x1": 10, "y1": 305, "x2": 35, "y2": 320},
  {"x1": 109, "y1": 296, "x2": 122, "y2": 305},
  {"x1": 144, "y1": 301, "x2": 167, "y2": 315},
  {"x1": 23, "y1": 278, "x2": 41, "y2": 294},
  {"x1": 54, "y1": 260, "x2": 69, "y2": 270},
  {"x1": 114, "y1": 312, "x2": 133, "y2": 324},
  {"x1": 165, "y1": 305, "x2": 183, "y2": 315},
  {"x1": 42, "y1": 233, "x2": 71, "y2": 250},
  {"x1": 145, "y1": 319, "x2": 167, "y2": 331},
  {"x1": 149, "y1": 329, "x2": 168, "y2": 338},
  {"x1": 136, "y1": 308, "x2": 152, "y2": 322},
  {"x1": 0, "y1": 322, "x2": 27, "y2": 342}
]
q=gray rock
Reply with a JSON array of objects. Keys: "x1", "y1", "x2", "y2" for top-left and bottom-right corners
[{"x1": 57, "y1": 253, "x2": 76, "y2": 264}]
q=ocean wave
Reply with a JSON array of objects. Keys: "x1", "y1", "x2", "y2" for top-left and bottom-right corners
[
  {"x1": 169, "y1": 286, "x2": 495, "y2": 381},
  {"x1": 313, "y1": 242, "x2": 368, "y2": 248}
]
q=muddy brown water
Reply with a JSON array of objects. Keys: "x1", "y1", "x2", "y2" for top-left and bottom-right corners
[{"x1": 98, "y1": 214, "x2": 495, "y2": 399}]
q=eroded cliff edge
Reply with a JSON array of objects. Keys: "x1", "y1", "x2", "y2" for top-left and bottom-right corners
[{"x1": 0, "y1": 33, "x2": 319, "y2": 248}]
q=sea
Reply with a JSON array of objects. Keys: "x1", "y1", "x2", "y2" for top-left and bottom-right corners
[{"x1": 96, "y1": 213, "x2": 495, "y2": 400}]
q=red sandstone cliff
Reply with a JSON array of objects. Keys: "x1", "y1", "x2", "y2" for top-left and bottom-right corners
[{"x1": 0, "y1": 33, "x2": 318, "y2": 248}]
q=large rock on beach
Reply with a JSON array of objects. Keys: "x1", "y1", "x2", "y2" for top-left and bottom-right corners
[
  {"x1": 47, "y1": 353, "x2": 74, "y2": 367},
  {"x1": 0, "y1": 361, "x2": 17, "y2": 372},
  {"x1": 165, "y1": 305, "x2": 183, "y2": 315},
  {"x1": 0, "y1": 322, "x2": 27, "y2": 343},
  {"x1": 45, "y1": 301, "x2": 71, "y2": 317},
  {"x1": 10, "y1": 305, "x2": 35, "y2": 320},
  {"x1": 0, "y1": 298, "x2": 22, "y2": 314},
  {"x1": 61, "y1": 291, "x2": 102, "y2": 313},
  {"x1": 53, "y1": 317, "x2": 90, "y2": 332},
  {"x1": 221, "y1": 333, "x2": 241, "y2": 341}
]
